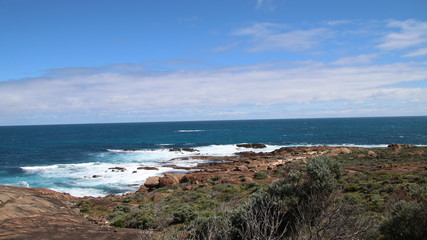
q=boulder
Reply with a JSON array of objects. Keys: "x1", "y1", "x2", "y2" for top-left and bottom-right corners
[
  {"x1": 108, "y1": 167, "x2": 126, "y2": 172},
  {"x1": 367, "y1": 151, "x2": 378, "y2": 157},
  {"x1": 388, "y1": 144, "x2": 413, "y2": 150},
  {"x1": 164, "y1": 173, "x2": 185, "y2": 182},
  {"x1": 144, "y1": 176, "x2": 160, "y2": 188},
  {"x1": 169, "y1": 148, "x2": 198, "y2": 152},
  {"x1": 137, "y1": 166, "x2": 159, "y2": 170},
  {"x1": 158, "y1": 175, "x2": 180, "y2": 187},
  {"x1": 234, "y1": 165, "x2": 249, "y2": 172},
  {"x1": 236, "y1": 143, "x2": 267, "y2": 149},
  {"x1": 327, "y1": 148, "x2": 352, "y2": 156},
  {"x1": 136, "y1": 185, "x2": 148, "y2": 193}
]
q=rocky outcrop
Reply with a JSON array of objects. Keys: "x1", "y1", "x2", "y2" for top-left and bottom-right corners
[
  {"x1": 108, "y1": 167, "x2": 126, "y2": 172},
  {"x1": 327, "y1": 148, "x2": 352, "y2": 156},
  {"x1": 388, "y1": 143, "x2": 413, "y2": 151},
  {"x1": 236, "y1": 143, "x2": 266, "y2": 149},
  {"x1": 137, "y1": 166, "x2": 159, "y2": 170},
  {"x1": 144, "y1": 176, "x2": 161, "y2": 188},
  {"x1": 368, "y1": 151, "x2": 378, "y2": 157},
  {"x1": 0, "y1": 185, "x2": 139, "y2": 240},
  {"x1": 169, "y1": 148, "x2": 199, "y2": 152}
]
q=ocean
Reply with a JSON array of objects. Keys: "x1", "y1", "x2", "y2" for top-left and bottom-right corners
[{"x1": 1, "y1": 116, "x2": 426, "y2": 197}]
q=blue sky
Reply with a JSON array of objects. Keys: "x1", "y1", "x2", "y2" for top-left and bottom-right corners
[{"x1": 1, "y1": 0, "x2": 427, "y2": 125}]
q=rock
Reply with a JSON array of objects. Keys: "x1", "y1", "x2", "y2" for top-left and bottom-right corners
[
  {"x1": 151, "y1": 193, "x2": 171, "y2": 201},
  {"x1": 234, "y1": 165, "x2": 249, "y2": 172},
  {"x1": 144, "y1": 176, "x2": 161, "y2": 188},
  {"x1": 108, "y1": 167, "x2": 126, "y2": 172},
  {"x1": 158, "y1": 175, "x2": 180, "y2": 187},
  {"x1": 137, "y1": 166, "x2": 159, "y2": 170},
  {"x1": 183, "y1": 185, "x2": 192, "y2": 191},
  {"x1": 367, "y1": 151, "x2": 378, "y2": 157},
  {"x1": 181, "y1": 174, "x2": 213, "y2": 184},
  {"x1": 236, "y1": 143, "x2": 266, "y2": 149},
  {"x1": 0, "y1": 185, "x2": 140, "y2": 239},
  {"x1": 169, "y1": 148, "x2": 198, "y2": 152},
  {"x1": 164, "y1": 173, "x2": 185, "y2": 182},
  {"x1": 267, "y1": 165, "x2": 276, "y2": 170},
  {"x1": 92, "y1": 175, "x2": 102, "y2": 178},
  {"x1": 388, "y1": 144, "x2": 413, "y2": 150},
  {"x1": 327, "y1": 148, "x2": 352, "y2": 156},
  {"x1": 241, "y1": 177, "x2": 253, "y2": 182},
  {"x1": 136, "y1": 185, "x2": 148, "y2": 193},
  {"x1": 132, "y1": 171, "x2": 137, "y2": 174},
  {"x1": 340, "y1": 148, "x2": 352, "y2": 154}
]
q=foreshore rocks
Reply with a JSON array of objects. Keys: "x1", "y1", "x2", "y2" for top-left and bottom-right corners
[
  {"x1": 108, "y1": 167, "x2": 126, "y2": 172},
  {"x1": 236, "y1": 143, "x2": 267, "y2": 149},
  {"x1": 388, "y1": 143, "x2": 413, "y2": 151},
  {"x1": 169, "y1": 148, "x2": 199, "y2": 152},
  {"x1": 137, "y1": 166, "x2": 159, "y2": 170}
]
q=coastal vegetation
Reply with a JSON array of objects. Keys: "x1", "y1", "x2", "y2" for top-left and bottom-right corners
[{"x1": 74, "y1": 145, "x2": 427, "y2": 239}]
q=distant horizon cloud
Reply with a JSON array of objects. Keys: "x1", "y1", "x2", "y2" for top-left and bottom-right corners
[{"x1": 1, "y1": 60, "x2": 426, "y2": 125}]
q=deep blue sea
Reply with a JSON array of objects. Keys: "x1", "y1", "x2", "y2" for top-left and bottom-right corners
[{"x1": 1, "y1": 117, "x2": 426, "y2": 197}]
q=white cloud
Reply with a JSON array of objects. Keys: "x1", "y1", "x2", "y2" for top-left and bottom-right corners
[
  {"x1": 234, "y1": 23, "x2": 333, "y2": 52},
  {"x1": 255, "y1": 0, "x2": 275, "y2": 10},
  {"x1": 333, "y1": 54, "x2": 378, "y2": 65},
  {"x1": 378, "y1": 19, "x2": 427, "y2": 50},
  {"x1": 1, "y1": 61, "x2": 427, "y2": 124},
  {"x1": 404, "y1": 47, "x2": 427, "y2": 58}
]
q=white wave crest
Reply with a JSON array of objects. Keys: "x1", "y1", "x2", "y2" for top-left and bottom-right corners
[{"x1": 177, "y1": 130, "x2": 204, "y2": 133}]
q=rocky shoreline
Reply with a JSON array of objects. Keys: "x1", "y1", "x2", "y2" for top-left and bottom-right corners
[{"x1": 0, "y1": 144, "x2": 420, "y2": 239}]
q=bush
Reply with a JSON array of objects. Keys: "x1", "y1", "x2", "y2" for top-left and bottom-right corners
[
  {"x1": 380, "y1": 200, "x2": 427, "y2": 240},
  {"x1": 254, "y1": 171, "x2": 268, "y2": 180},
  {"x1": 172, "y1": 205, "x2": 196, "y2": 224}
]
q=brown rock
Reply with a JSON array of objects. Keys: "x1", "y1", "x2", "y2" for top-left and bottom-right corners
[
  {"x1": 367, "y1": 151, "x2": 378, "y2": 157},
  {"x1": 328, "y1": 148, "x2": 352, "y2": 156},
  {"x1": 137, "y1": 166, "x2": 159, "y2": 170},
  {"x1": 158, "y1": 175, "x2": 180, "y2": 187},
  {"x1": 0, "y1": 185, "x2": 140, "y2": 240},
  {"x1": 164, "y1": 173, "x2": 185, "y2": 182},
  {"x1": 234, "y1": 165, "x2": 249, "y2": 172},
  {"x1": 136, "y1": 185, "x2": 148, "y2": 193},
  {"x1": 236, "y1": 143, "x2": 267, "y2": 149},
  {"x1": 151, "y1": 193, "x2": 171, "y2": 201},
  {"x1": 144, "y1": 176, "x2": 160, "y2": 188}
]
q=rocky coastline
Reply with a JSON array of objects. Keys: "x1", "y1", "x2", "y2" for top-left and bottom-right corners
[{"x1": 1, "y1": 143, "x2": 423, "y2": 239}]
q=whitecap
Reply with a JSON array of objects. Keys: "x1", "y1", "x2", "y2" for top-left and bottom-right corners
[{"x1": 177, "y1": 130, "x2": 205, "y2": 133}]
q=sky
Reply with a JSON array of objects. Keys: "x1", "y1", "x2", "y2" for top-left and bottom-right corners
[{"x1": 1, "y1": 0, "x2": 427, "y2": 125}]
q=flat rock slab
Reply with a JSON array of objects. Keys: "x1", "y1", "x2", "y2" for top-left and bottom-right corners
[{"x1": 0, "y1": 185, "x2": 140, "y2": 240}]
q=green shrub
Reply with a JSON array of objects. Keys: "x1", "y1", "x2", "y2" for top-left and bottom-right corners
[
  {"x1": 380, "y1": 200, "x2": 427, "y2": 240},
  {"x1": 254, "y1": 170, "x2": 268, "y2": 180},
  {"x1": 172, "y1": 205, "x2": 196, "y2": 224}
]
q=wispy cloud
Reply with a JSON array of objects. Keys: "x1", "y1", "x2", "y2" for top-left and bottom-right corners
[
  {"x1": 234, "y1": 23, "x2": 333, "y2": 52},
  {"x1": 333, "y1": 54, "x2": 378, "y2": 65},
  {"x1": 378, "y1": 19, "x2": 427, "y2": 50},
  {"x1": 255, "y1": 0, "x2": 275, "y2": 10},
  {"x1": 1, "y1": 61, "x2": 426, "y2": 124},
  {"x1": 403, "y1": 47, "x2": 427, "y2": 58}
]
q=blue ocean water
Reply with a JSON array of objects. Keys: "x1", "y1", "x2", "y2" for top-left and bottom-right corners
[{"x1": 1, "y1": 117, "x2": 426, "y2": 197}]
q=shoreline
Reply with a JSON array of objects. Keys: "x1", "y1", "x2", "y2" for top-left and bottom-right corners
[{"x1": 4, "y1": 143, "x2": 423, "y2": 198}]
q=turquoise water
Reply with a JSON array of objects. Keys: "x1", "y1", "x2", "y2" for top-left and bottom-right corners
[{"x1": 1, "y1": 117, "x2": 426, "y2": 196}]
